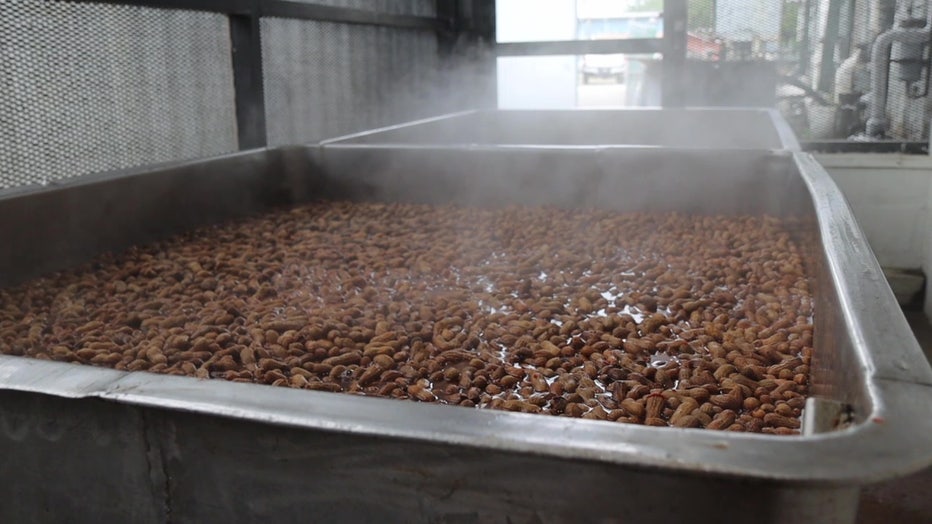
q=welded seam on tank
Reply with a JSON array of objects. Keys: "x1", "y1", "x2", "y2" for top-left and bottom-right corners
[{"x1": 140, "y1": 410, "x2": 173, "y2": 524}]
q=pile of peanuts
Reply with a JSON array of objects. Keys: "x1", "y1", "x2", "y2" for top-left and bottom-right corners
[{"x1": 0, "y1": 202, "x2": 812, "y2": 434}]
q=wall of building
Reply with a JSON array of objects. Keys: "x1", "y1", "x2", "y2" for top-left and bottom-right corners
[
  {"x1": 815, "y1": 153, "x2": 932, "y2": 318},
  {"x1": 817, "y1": 153, "x2": 931, "y2": 269}
]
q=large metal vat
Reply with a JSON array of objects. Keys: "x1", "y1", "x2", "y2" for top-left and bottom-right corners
[{"x1": 0, "y1": 110, "x2": 929, "y2": 523}]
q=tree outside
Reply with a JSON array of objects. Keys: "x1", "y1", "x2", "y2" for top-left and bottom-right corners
[
  {"x1": 629, "y1": 0, "x2": 715, "y2": 31},
  {"x1": 628, "y1": 0, "x2": 663, "y2": 12}
]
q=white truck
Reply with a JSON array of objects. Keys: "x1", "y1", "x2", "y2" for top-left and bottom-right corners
[
  {"x1": 580, "y1": 53, "x2": 627, "y2": 83},
  {"x1": 576, "y1": 9, "x2": 661, "y2": 84}
]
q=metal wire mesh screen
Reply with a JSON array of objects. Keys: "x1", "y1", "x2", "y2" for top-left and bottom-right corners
[
  {"x1": 291, "y1": 0, "x2": 436, "y2": 16},
  {"x1": 685, "y1": 0, "x2": 784, "y2": 61},
  {"x1": 0, "y1": 0, "x2": 238, "y2": 190},
  {"x1": 262, "y1": 13, "x2": 446, "y2": 145},
  {"x1": 684, "y1": 0, "x2": 931, "y2": 142}
]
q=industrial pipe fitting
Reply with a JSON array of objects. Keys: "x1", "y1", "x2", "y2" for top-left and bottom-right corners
[{"x1": 866, "y1": 18, "x2": 931, "y2": 137}]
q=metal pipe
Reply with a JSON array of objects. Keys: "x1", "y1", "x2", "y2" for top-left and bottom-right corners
[
  {"x1": 922, "y1": 0, "x2": 932, "y2": 30},
  {"x1": 866, "y1": 27, "x2": 930, "y2": 136}
]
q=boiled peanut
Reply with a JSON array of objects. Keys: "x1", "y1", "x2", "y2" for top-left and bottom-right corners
[{"x1": 0, "y1": 203, "x2": 812, "y2": 433}]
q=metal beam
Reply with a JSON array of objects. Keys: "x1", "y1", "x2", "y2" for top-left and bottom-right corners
[
  {"x1": 53, "y1": 0, "x2": 255, "y2": 15},
  {"x1": 55, "y1": 0, "x2": 446, "y2": 31},
  {"x1": 436, "y1": 0, "x2": 459, "y2": 55},
  {"x1": 798, "y1": 0, "x2": 812, "y2": 75},
  {"x1": 662, "y1": 0, "x2": 688, "y2": 108},
  {"x1": 230, "y1": 14, "x2": 267, "y2": 149},
  {"x1": 801, "y1": 140, "x2": 929, "y2": 154},
  {"x1": 817, "y1": 0, "x2": 844, "y2": 94},
  {"x1": 495, "y1": 39, "x2": 663, "y2": 57},
  {"x1": 474, "y1": 0, "x2": 496, "y2": 43},
  {"x1": 260, "y1": 2, "x2": 446, "y2": 31}
]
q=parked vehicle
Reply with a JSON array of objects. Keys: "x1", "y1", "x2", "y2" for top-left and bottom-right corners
[
  {"x1": 576, "y1": 10, "x2": 661, "y2": 85},
  {"x1": 581, "y1": 53, "x2": 626, "y2": 83}
]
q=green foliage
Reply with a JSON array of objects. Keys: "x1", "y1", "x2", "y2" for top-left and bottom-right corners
[
  {"x1": 629, "y1": 0, "x2": 664, "y2": 12},
  {"x1": 629, "y1": 0, "x2": 714, "y2": 31},
  {"x1": 687, "y1": 0, "x2": 714, "y2": 31},
  {"x1": 781, "y1": 1, "x2": 800, "y2": 42}
]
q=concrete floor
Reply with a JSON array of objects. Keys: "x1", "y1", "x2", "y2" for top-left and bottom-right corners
[{"x1": 856, "y1": 310, "x2": 932, "y2": 523}]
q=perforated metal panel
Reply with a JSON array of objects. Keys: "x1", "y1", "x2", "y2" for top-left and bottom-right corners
[
  {"x1": 262, "y1": 16, "x2": 442, "y2": 145},
  {"x1": 0, "y1": 0, "x2": 238, "y2": 190}
]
